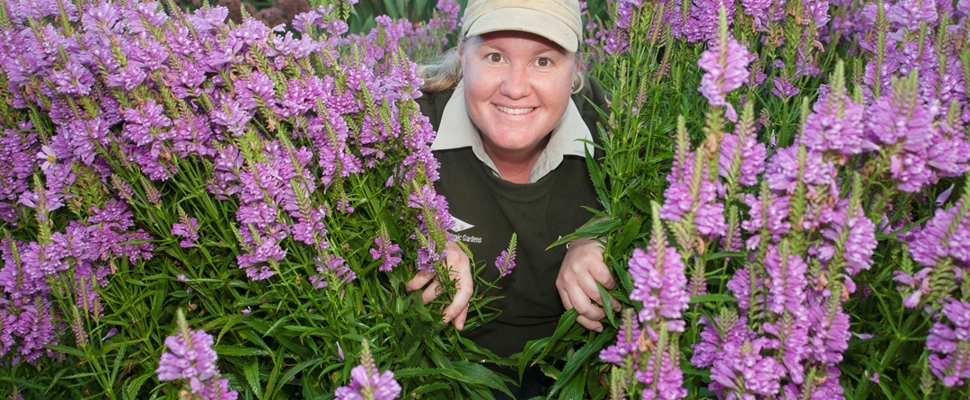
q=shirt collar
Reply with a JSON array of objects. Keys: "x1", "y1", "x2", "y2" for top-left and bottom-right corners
[{"x1": 431, "y1": 80, "x2": 593, "y2": 183}]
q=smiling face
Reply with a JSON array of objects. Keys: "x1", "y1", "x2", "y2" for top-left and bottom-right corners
[{"x1": 461, "y1": 31, "x2": 578, "y2": 166}]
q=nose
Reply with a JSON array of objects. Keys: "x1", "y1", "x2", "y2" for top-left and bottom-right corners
[{"x1": 500, "y1": 64, "x2": 531, "y2": 99}]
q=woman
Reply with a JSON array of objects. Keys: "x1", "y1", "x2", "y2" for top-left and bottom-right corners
[{"x1": 408, "y1": 0, "x2": 617, "y2": 395}]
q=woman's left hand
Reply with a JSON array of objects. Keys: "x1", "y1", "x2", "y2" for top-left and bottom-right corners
[{"x1": 556, "y1": 237, "x2": 619, "y2": 332}]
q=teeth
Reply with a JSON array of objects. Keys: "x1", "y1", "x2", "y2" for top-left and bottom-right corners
[{"x1": 496, "y1": 105, "x2": 534, "y2": 115}]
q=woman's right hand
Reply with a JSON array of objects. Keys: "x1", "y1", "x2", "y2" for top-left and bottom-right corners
[{"x1": 406, "y1": 241, "x2": 473, "y2": 330}]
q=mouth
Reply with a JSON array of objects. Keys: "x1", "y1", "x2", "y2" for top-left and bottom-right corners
[{"x1": 495, "y1": 105, "x2": 535, "y2": 115}]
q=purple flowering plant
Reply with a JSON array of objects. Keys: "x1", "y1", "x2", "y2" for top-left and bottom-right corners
[
  {"x1": 2, "y1": 0, "x2": 970, "y2": 397},
  {"x1": 0, "y1": 0, "x2": 516, "y2": 397},
  {"x1": 534, "y1": 0, "x2": 970, "y2": 398}
]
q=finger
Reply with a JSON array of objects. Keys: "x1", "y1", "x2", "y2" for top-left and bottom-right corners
[
  {"x1": 442, "y1": 289, "x2": 471, "y2": 325},
  {"x1": 451, "y1": 304, "x2": 469, "y2": 330},
  {"x1": 458, "y1": 306, "x2": 468, "y2": 330},
  {"x1": 558, "y1": 285, "x2": 573, "y2": 311},
  {"x1": 406, "y1": 269, "x2": 435, "y2": 292},
  {"x1": 443, "y1": 265, "x2": 473, "y2": 326},
  {"x1": 576, "y1": 272, "x2": 605, "y2": 307},
  {"x1": 421, "y1": 281, "x2": 440, "y2": 304},
  {"x1": 566, "y1": 282, "x2": 605, "y2": 321},
  {"x1": 576, "y1": 315, "x2": 604, "y2": 332}
]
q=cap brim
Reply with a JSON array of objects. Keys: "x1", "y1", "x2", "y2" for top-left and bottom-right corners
[{"x1": 464, "y1": 8, "x2": 578, "y2": 53}]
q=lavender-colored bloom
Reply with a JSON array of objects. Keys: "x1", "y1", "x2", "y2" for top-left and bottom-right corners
[
  {"x1": 628, "y1": 245, "x2": 690, "y2": 327},
  {"x1": 681, "y1": 0, "x2": 735, "y2": 43},
  {"x1": 157, "y1": 329, "x2": 219, "y2": 388},
  {"x1": 407, "y1": 184, "x2": 456, "y2": 272},
  {"x1": 0, "y1": 123, "x2": 37, "y2": 223},
  {"x1": 603, "y1": 27, "x2": 630, "y2": 57},
  {"x1": 710, "y1": 335, "x2": 786, "y2": 397},
  {"x1": 50, "y1": 60, "x2": 95, "y2": 96},
  {"x1": 370, "y1": 236, "x2": 403, "y2": 272},
  {"x1": 771, "y1": 76, "x2": 800, "y2": 99},
  {"x1": 764, "y1": 245, "x2": 809, "y2": 321},
  {"x1": 816, "y1": 203, "x2": 878, "y2": 275},
  {"x1": 171, "y1": 217, "x2": 199, "y2": 248},
  {"x1": 807, "y1": 303, "x2": 851, "y2": 365},
  {"x1": 764, "y1": 146, "x2": 838, "y2": 196},
  {"x1": 494, "y1": 248, "x2": 516, "y2": 277},
  {"x1": 741, "y1": 192, "x2": 791, "y2": 248},
  {"x1": 637, "y1": 348, "x2": 687, "y2": 400},
  {"x1": 600, "y1": 315, "x2": 642, "y2": 366},
  {"x1": 334, "y1": 351, "x2": 402, "y2": 400},
  {"x1": 198, "y1": 378, "x2": 238, "y2": 400},
  {"x1": 740, "y1": 0, "x2": 774, "y2": 30},
  {"x1": 210, "y1": 98, "x2": 255, "y2": 137},
  {"x1": 802, "y1": 0, "x2": 831, "y2": 27},
  {"x1": 718, "y1": 130, "x2": 766, "y2": 187},
  {"x1": 697, "y1": 34, "x2": 752, "y2": 108},
  {"x1": 660, "y1": 157, "x2": 727, "y2": 239},
  {"x1": 888, "y1": 0, "x2": 939, "y2": 32},
  {"x1": 801, "y1": 90, "x2": 869, "y2": 155},
  {"x1": 927, "y1": 299, "x2": 970, "y2": 386},
  {"x1": 691, "y1": 315, "x2": 752, "y2": 370},
  {"x1": 157, "y1": 315, "x2": 238, "y2": 400},
  {"x1": 864, "y1": 84, "x2": 939, "y2": 192},
  {"x1": 909, "y1": 200, "x2": 970, "y2": 267},
  {"x1": 763, "y1": 319, "x2": 811, "y2": 384},
  {"x1": 8, "y1": 300, "x2": 59, "y2": 363},
  {"x1": 959, "y1": 0, "x2": 970, "y2": 16}
]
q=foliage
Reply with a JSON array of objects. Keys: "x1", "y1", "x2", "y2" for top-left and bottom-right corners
[
  {"x1": 2, "y1": 0, "x2": 970, "y2": 398},
  {"x1": 538, "y1": 0, "x2": 970, "y2": 399},
  {"x1": 0, "y1": 0, "x2": 502, "y2": 398}
]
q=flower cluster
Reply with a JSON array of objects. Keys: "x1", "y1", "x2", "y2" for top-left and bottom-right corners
[
  {"x1": 335, "y1": 341, "x2": 402, "y2": 400},
  {"x1": 156, "y1": 310, "x2": 238, "y2": 399},
  {"x1": 600, "y1": 207, "x2": 689, "y2": 399},
  {"x1": 494, "y1": 233, "x2": 517, "y2": 278},
  {"x1": 0, "y1": 0, "x2": 458, "y2": 392},
  {"x1": 598, "y1": 0, "x2": 970, "y2": 397}
]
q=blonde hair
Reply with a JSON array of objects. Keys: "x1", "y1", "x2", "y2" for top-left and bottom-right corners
[
  {"x1": 417, "y1": 46, "x2": 464, "y2": 93},
  {"x1": 417, "y1": 40, "x2": 587, "y2": 94}
]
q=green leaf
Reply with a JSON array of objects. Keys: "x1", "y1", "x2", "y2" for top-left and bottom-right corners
[
  {"x1": 410, "y1": 382, "x2": 451, "y2": 394},
  {"x1": 125, "y1": 373, "x2": 152, "y2": 400},
  {"x1": 704, "y1": 251, "x2": 745, "y2": 261},
  {"x1": 244, "y1": 359, "x2": 263, "y2": 398},
  {"x1": 689, "y1": 294, "x2": 737, "y2": 304},
  {"x1": 451, "y1": 360, "x2": 514, "y2": 397},
  {"x1": 547, "y1": 332, "x2": 612, "y2": 397},
  {"x1": 280, "y1": 357, "x2": 322, "y2": 388},
  {"x1": 46, "y1": 344, "x2": 85, "y2": 358},
  {"x1": 212, "y1": 346, "x2": 270, "y2": 357},
  {"x1": 597, "y1": 283, "x2": 616, "y2": 327}
]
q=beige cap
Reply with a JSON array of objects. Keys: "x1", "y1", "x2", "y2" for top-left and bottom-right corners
[{"x1": 460, "y1": 0, "x2": 582, "y2": 53}]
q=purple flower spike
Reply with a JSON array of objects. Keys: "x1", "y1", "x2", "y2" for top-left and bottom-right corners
[
  {"x1": 494, "y1": 233, "x2": 517, "y2": 277},
  {"x1": 157, "y1": 310, "x2": 238, "y2": 399},
  {"x1": 171, "y1": 217, "x2": 199, "y2": 248},
  {"x1": 628, "y1": 245, "x2": 690, "y2": 327},
  {"x1": 928, "y1": 299, "x2": 970, "y2": 387},
  {"x1": 697, "y1": 9, "x2": 752, "y2": 108},
  {"x1": 802, "y1": 88, "x2": 869, "y2": 156},
  {"x1": 335, "y1": 341, "x2": 401, "y2": 400}
]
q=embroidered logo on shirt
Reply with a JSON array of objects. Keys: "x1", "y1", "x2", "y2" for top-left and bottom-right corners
[
  {"x1": 452, "y1": 216, "x2": 475, "y2": 232},
  {"x1": 452, "y1": 217, "x2": 482, "y2": 244}
]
